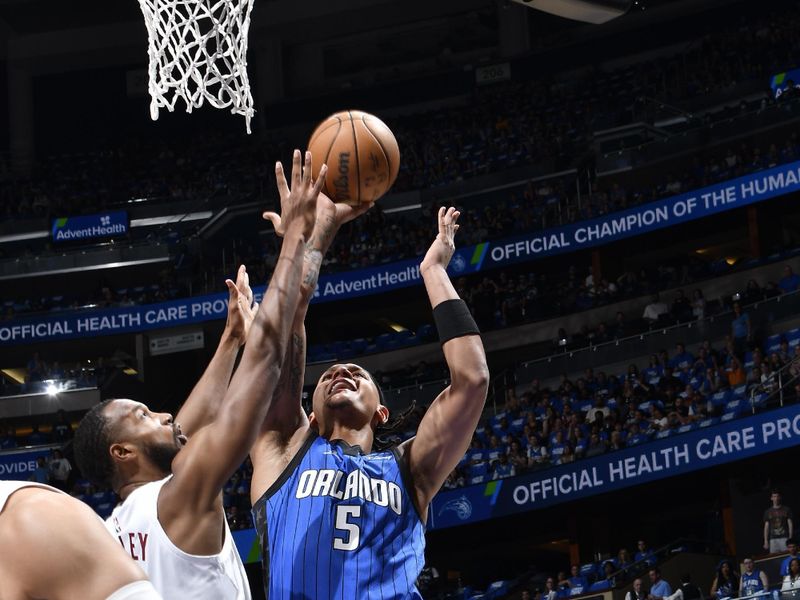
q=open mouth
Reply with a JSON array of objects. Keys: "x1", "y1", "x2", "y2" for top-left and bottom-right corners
[{"x1": 328, "y1": 378, "x2": 356, "y2": 396}]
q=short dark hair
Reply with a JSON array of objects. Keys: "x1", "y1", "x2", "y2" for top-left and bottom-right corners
[{"x1": 73, "y1": 400, "x2": 116, "y2": 489}]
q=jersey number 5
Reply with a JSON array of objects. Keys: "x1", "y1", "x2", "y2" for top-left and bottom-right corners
[{"x1": 333, "y1": 505, "x2": 361, "y2": 551}]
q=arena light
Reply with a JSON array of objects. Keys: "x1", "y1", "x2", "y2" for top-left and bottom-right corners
[
  {"x1": 511, "y1": 0, "x2": 631, "y2": 24},
  {"x1": 45, "y1": 382, "x2": 58, "y2": 396},
  {"x1": 130, "y1": 211, "x2": 213, "y2": 227},
  {"x1": 383, "y1": 204, "x2": 422, "y2": 214}
]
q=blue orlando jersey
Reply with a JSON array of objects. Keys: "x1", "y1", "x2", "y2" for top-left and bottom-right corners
[
  {"x1": 741, "y1": 571, "x2": 764, "y2": 596},
  {"x1": 252, "y1": 432, "x2": 426, "y2": 600}
]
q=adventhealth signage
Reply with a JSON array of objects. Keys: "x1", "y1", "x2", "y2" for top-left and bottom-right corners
[
  {"x1": 3, "y1": 161, "x2": 800, "y2": 344},
  {"x1": 428, "y1": 404, "x2": 800, "y2": 530},
  {"x1": 51, "y1": 211, "x2": 128, "y2": 242}
]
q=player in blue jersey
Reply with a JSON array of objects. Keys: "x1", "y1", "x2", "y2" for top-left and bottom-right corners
[{"x1": 250, "y1": 199, "x2": 489, "y2": 599}]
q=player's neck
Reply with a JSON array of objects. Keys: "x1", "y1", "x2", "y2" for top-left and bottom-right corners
[{"x1": 326, "y1": 424, "x2": 374, "y2": 454}]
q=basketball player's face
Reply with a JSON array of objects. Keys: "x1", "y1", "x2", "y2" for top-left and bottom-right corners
[
  {"x1": 106, "y1": 399, "x2": 187, "y2": 473},
  {"x1": 312, "y1": 364, "x2": 383, "y2": 431}
]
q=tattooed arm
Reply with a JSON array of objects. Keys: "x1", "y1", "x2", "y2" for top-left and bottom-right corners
[{"x1": 249, "y1": 194, "x2": 372, "y2": 501}]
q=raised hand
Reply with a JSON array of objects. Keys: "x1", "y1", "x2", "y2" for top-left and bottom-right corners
[
  {"x1": 268, "y1": 150, "x2": 327, "y2": 239},
  {"x1": 420, "y1": 206, "x2": 461, "y2": 274},
  {"x1": 264, "y1": 187, "x2": 374, "y2": 253},
  {"x1": 224, "y1": 264, "x2": 258, "y2": 346}
]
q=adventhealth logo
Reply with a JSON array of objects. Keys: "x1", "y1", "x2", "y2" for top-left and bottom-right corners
[{"x1": 52, "y1": 212, "x2": 128, "y2": 241}]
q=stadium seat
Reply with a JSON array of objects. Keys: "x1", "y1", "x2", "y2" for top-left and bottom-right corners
[
  {"x1": 699, "y1": 417, "x2": 719, "y2": 428},
  {"x1": 485, "y1": 580, "x2": 510, "y2": 599},
  {"x1": 720, "y1": 412, "x2": 737, "y2": 422},
  {"x1": 731, "y1": 385, "x2": 747, "y2": 400},
  {"x1": 751, "y1": 393, "x2": 769, "y2": 409},
  {"x1": 589, "y1": 580, "x2": 612, "y2": 592},
  {"x1": 710, "y1": 390, "x2": 732, "y2": 408},
  {"x1": 724, "y1": 399, "x2": 747, "y2": 415},
  {"x1": 677, "y1": 423, "x2": 696, "y2": 434},
  {"x1": 655, "y1": 429, "x2": 673, "y2": 439}
]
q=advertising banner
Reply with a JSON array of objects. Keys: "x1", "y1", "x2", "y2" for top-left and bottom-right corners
[
  {"x1": 428, "y1": 405, "x2": 800, "y2": 530},
  {"x1": 4, "y1": 161, "x2": 799, "y2": 344},
  {"x1": 51, "y1": 211, "x2": 129, "y2": 243},
  {"x1": 0, "y1": 446, "x2": 58, "y2": 480}
]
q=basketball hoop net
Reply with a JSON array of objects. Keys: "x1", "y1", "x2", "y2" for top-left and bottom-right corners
[{"x1": 137, "y1": 0, "x2": 256, "y2": 133}]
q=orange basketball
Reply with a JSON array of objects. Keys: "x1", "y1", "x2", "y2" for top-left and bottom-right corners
[{"x1": 308, "y1": 110, "x2": 400, "y2": 205}]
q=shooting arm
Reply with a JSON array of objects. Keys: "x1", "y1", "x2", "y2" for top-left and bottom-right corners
[
  {"x1": 403, "y1": 208, "x2": 489, "y2": 518},
  {"x1": 164, "y1": 151, "x2": 321, "y2": 516}
]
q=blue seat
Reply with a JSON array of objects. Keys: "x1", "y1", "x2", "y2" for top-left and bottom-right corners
[
  {"x1": 655, "y1": 429, "x2": 673, "y2": 439},
  {"x1": 375, "y1": 333, "x2": 393, "y2": 350},
  {"x1": 710, "y1": 390, "x2": 731, "y2": 407},
  {"x1": 699, "y1": 417, "x2": 719, "y2": 428},
  {"x1": 725, "y1": 398, "x2": 747, "y2": 415},
  {"x1": 751, "y1": 393, "x2": 769, "y2": 409},
  {"x1": 743, "y1": 351, "x2": 754, "y2": 370},
  {"x1": 468, "y1": 475, "x2": 486, "y2": 485},
  {"x1": 580, "y1": 563, "x2": 598, "y2": 580},
  {"x1": 720, "y1": 412, "x2": 737, "y2": 422},
  {"x1": 732, "y1": 385, "x2": 747, "y2": 400},
  {"x1": 589, "y1": 580, "x2": 612, "y2": 592},
  {"x1": 484, "y1": 580, "x2": 510, "y2": 599},
  {"x1": 677, "y1": 423, "x2": 696, "y2": 434},
  {"x1": 350, "y1": 338, "x2": 368, "y2": 354}
]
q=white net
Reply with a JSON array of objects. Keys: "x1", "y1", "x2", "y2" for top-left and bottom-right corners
[{"x1": 137, "y1": 0, "x2": 256, "y2": 133}]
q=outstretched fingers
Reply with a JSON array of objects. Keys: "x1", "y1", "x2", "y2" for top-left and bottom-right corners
[
  {"x1": 275, "y1": 161, "x2": 289, "y2": 200},
  {"x1": 291, "y1": 149, "x2": 303, "y2": 190},
  {"x1": 311, "y1": 164, "x2": 328, "y2": 198}
]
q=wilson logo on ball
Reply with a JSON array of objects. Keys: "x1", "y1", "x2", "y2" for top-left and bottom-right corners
[{"x1": 307, "y1": 110, "x2": 400, "y2": 205}]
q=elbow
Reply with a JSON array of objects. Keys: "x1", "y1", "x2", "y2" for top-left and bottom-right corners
[{"x1": 455, "y1": 364, "x2": 490, "y2": 399}]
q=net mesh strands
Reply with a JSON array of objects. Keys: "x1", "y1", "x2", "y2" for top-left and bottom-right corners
[{"x1": 138, "y1": 0, "x2": 256, "y2": 133}]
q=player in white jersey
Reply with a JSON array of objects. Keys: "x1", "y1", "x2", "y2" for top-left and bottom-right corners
[
  {"x1": 0, "y1": 480, "x2": 161, "y2": 600},
  {"x1": 72, "y1": 150, "x2": 339, "y2": 600}
]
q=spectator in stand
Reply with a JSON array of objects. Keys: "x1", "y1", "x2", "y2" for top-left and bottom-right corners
[
  {"x1": 647, "y1": 568, "x2": 672, "y2": 600},
  {"x1": 544, "y1": 577, "x2": 559, "y2": 600},
  {"x1": 664, "y1": 574, "x2": 703, "y2": 600},
  {"x1": 568, "y1": 565, "x2": 589, "y2": 594},
  {"x1": 710, "y1": 560, "x2": 738, "y2": 600},
  {"x1": 30, "y1": 456, "x2": 50, "y2": 484},
  {"x1": 727, "y1": 357, "x2": 746, "y2": 387},
  {"x1": 670, "y1": 343, "x2": 695, "y2": 370},
  {"x1": 691, "y1": 290, "x2": 707, "y2": 320},
  {"x1": 782, "y1": 540, "x2": 800, "y2": 577},
  {"x1": 492, "y1": 453, "x2": 515, "y2": 479},
  {"x1": 643, "y1": 294, "x2": 669, "y2": 326},
  {"x1": 731, "y1": 302, "x2": 752, "y2": 355},
  {"x1": 585, "y1": 432, "x2": 607, "y2": 457},
  {"x1": 26, "y1": 424, "x2": 49, "y2": 446},
  {"x1": 739, "y1": 557, "x2": 769, "y2": 597},
  {"x1": 779, "y1": 265, "x2": 800, "y2": 294},
  {"x1": 602, "y1": 561, "x2": 618, "y2": 587},
  {"x1": 48, "y1": 448, "x2": 72, "y2": 491},
  {"x1": 781, "y1": 558, "x2": 800, "y2": 593},
  {"x1": 635, "y1": 540, "x2": 656, "y2": 566},
  {"x1": 672, "y1": 290, "x2": 693, "y2": 323},
  {"x1": 626, "y1": 579, "x2": 647, "y2": 600},
  {"x1": 764, "y1": 489, "x2": 794, "y2": 554},
  {"x1": 743, "y1": 280, "x2": 763, "y2": 305},
  {"x1": 51, "y1": 410, "x2": 73, "y2": 443}
]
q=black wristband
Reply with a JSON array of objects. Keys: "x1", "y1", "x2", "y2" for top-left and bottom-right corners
[{"x1": 433, "y1": 299, "x2": 480, "y2": 344}]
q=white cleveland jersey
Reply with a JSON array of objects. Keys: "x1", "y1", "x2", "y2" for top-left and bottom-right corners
[
  {"x1": 106, "y1": 475, "x2": 251, "y2": 600},
  {"x1": 0, "y1": 480, "x2": 66, "y2": 512}
]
